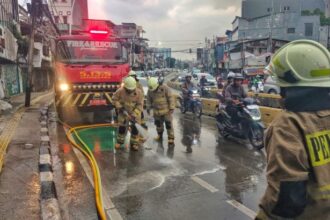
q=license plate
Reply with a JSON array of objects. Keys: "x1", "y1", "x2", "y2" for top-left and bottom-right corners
[{"x1": 89, "y1": 99, "x2": 107, "y2": 106}]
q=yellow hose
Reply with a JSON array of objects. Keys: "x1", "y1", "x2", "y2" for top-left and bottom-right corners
[{"x1": 59, "y1": 120, "x2": 117, "y2": 220}]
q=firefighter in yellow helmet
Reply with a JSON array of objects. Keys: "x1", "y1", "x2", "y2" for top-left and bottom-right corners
[
  {"x1": 147, "y1": 77, "x2": 175, "y2": 145},
  {"x1": 112, "y1": 76, "x2": 144, "y2": 151},
  {"x1": 129, "y1": 70, "x2": 148, "y2": 131},
  {"x1": 256, "y1": 40, "x2": 330, "y2": 220}
]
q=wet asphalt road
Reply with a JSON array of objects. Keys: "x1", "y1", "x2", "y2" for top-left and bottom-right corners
[{"x1": 52, "y1": 77, "x2": 267, "y2": 220}]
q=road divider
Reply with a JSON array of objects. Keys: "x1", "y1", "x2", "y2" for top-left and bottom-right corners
[{"x1": 172, "y1": 93, "x2": 281, "y2": 127}]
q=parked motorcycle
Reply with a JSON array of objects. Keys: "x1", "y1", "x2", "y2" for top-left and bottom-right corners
[
  {"x1": 180, "y1": 88, "x2": 203, "y2": 118},
  {"x1": 216, "y1": 97, "x2": 264, "y2": 150}
]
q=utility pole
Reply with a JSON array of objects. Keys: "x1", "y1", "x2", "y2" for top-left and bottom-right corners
[
  {"x1": 267, "y1": 0, "x2": 275, "y2": 53},
  {"x1": 25, "y1": 0, "x2": 40, "y2": 107}
]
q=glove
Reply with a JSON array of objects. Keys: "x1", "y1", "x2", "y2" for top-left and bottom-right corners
[{"x1": 169, "y1": 109, "x2": 174, "y2": 114}]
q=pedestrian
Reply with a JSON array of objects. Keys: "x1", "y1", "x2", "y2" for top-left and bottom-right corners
[
  {"x1": 146, "y1": 77, "x2": 175, "y2": 146},
  {"x1": 256, "y1": 40, "x2": 330, "y2": 220},
  {"x1": 112, "y1": 76, "x2": 144, "y2": 151}
]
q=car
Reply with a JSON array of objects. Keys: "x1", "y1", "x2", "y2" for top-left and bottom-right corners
[
  {"x1": 195, "y1": 73, "x2": 217, "y2": 87},
  {"x1": 263, "y1": 75, "x2": 280, "y2": 94}
]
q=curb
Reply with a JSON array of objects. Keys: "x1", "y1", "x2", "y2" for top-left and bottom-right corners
[{"x1": 39, "y1": 105, "x2": 61, "y2": 220}]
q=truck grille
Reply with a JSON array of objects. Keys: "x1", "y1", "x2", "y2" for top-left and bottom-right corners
[{"x1": 72, "y1": 83, "x2": 121, "y2": 92}]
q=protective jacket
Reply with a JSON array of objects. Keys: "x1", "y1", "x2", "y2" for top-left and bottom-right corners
[
  {"x1": 147, "y1": 85, "x2": 175, "y2": 116},
  {"x1": 112, "y1": 87, "x2": 144, "y2": 121},
  {"x1": 257, "y1": 87, "x2": 330, "y2": 220}
]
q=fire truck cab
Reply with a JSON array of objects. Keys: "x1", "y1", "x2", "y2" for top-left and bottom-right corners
[{"x1": 54, "y1": 20, "x2": 130, "y2": 122}]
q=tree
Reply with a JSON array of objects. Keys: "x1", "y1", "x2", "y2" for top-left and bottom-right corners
[{"x1": 166, "y1": 57, "x2": 176, "y2": 68}]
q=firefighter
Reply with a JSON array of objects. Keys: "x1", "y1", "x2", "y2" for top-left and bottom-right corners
[
  {"x1": 146, "y1": 77, "x2": 175, "y2": 145},
  {"x1": 256, "y1": 40, "x2": 330, "y2": 220},
  {"x1": 112, "y1": 76, "x2": 144, "y2": 151},
  {"x1": 129, "y1": 70, "x2": 148, "y2": 130}
]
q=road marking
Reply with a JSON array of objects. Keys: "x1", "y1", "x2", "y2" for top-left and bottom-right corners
[
  {"x1": 66, "y1": 128, "x2": 123, "y2": 220},
  {"x1": 40, "y1": 171, "x2": 54, "y2": 182},
  {"x1": 226, "y1": 200, "x2": 257, "y2": 219},
  {"x1": 191, "y1": 176, "x2": 219, "y2": 193}
]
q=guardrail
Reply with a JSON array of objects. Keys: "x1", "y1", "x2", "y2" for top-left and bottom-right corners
[
  {"x1": 168, "y1": 81, "x2": 282, "y2": 108},
  {"x1": 169, "y1": 82, "x2": 282, "y2": 127}
]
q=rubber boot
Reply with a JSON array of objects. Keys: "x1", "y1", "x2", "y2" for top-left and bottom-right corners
[
  {"x1": 154, "y1": 133, "x2": 163, "y2": 142},
  {"x1": 168, "y1": 138, "x2": 175, "y2": 146}
]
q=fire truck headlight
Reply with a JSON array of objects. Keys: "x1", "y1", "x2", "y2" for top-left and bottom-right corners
[{"x1": 59, "y1": 83, "x2": 69, "y2": 91}]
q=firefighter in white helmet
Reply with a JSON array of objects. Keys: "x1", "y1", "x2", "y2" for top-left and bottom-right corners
[
  {"x1": 112, "y1": 76, "x2": 144, "y2": 151},
  {"x1": 129, "y1": 70, "x2": 148, "y2": 132},
  {"x1": 147, "y1": 77, "x2": 175, "y2": 145},
  {"x1": 256, "y1": 40, "x2": 330, "y2": 220}
]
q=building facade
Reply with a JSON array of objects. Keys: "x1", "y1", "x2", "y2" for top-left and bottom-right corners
[
  {"x1": 232, "y1": 12, "x2": 321, "y2": 43},
  {"x1": 49, "y1": 0, "x2": 88, "y2": 33},
  {"x1": 0, "y1": 0, "x2": 22, "y2": 99},
  {"x1": 242, "y1": 0, "x2": 325, "y2": 20}
]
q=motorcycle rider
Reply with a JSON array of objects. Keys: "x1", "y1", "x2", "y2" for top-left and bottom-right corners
[
  {"x1": 222, "y1": 72, "x2": 236, "y2": 97},
  {"x1": 224, "y1": 73, "x2": 247, "y2": 125},
  {"x1": 112, "y1": 76, "x2": 144, "y2": 151},
  {"x1": 181, "y1": 74, "x2": 195, "y2": 109},
  {"x1": 256, "y1": 40, "x2": 330, "y2": 220},
  {"x1": 146, "y1": 77, "x2": 175, "y2": 145}
]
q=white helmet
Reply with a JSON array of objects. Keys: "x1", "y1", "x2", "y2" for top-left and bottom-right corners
[
  {"x1": 227, "y1": 72, "x2": 236, "y2": 79},
  {"x1": 269, "y1": 40, "x2": 330, "y2": 88}
]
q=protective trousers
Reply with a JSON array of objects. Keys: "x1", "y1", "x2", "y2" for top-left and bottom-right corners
[
  {"x1": 154, "y1": 113, "x2": 174, "y2": 140},
  {"x1": 116, "y1": 113, "x2": 140, "y2": 145}
]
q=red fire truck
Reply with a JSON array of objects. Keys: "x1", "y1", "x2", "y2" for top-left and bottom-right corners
[{"x1": 54, "y1": 20, "x2": 130, "y2": 121}]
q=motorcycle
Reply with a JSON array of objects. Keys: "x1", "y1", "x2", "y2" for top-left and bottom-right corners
[
  {"x1": 180, "y1": 88, "x2": 203, "y2": 118},
  {"x1": 216, "y1": 97, "x2": 264, "y2": 150}
]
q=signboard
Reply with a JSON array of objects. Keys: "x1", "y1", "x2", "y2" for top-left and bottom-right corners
[
  {"x1": 0, "y1": 25, "x2": 18, "y2": 62},
  {"x1": 66, "y1": 41, "x2": 119, "y2": 49}
]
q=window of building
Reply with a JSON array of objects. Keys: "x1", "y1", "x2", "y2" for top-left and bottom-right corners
[
  {"x1": 305, "y1": 23, "x2": 313, "y2": 36},
  {"x1": 267, "y1": 8, "x2": 272, "y2": 12},
  {"x1": 287, "y1": 28, "x2": 295, "y2": 34},
  {"x1": 59, "y1": 11, "x2": 63, "y2": 15},
  {"x1": 63, "y1": 16, "x2": 67, "y2": 24},
  {"x1": 67, "y1": 11, "x2": 71, "y2": 15},
  {"x1": 284, "y1": 6, "x2": 290, "y2": 11},
  {"x1": 54, "y1": 16, "x2": 59, "y2": 23}
]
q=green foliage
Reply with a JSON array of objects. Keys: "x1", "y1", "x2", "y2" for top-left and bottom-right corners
[{"x1": 301, "y1": 9, "x2": 330, "y2": 26}]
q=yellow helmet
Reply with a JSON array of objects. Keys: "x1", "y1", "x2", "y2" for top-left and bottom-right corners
[
  {"x1": 124, "y1": 76, "x2": 137, "y2": 90},
  {"x1": 270, "y1": 40, "x2": 330, "y2": 87},
  {"x1": 128, "y1": 70, "x2": 137, "y2": 77},
  {"x1": 148, "y1": 77, "x2": 159, "y2": 91}
]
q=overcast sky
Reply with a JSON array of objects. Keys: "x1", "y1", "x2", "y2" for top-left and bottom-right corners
[{"x1": 88, "y1": 0, "x2": 242, "y2": 60}]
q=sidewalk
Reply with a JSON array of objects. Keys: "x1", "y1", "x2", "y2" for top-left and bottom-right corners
[
  {"x1": 0, "y1": 91, "x2": 55, "y2": 219},
  {"x1": 0, "y1": 91, "x2": 51, "y2": 134}
]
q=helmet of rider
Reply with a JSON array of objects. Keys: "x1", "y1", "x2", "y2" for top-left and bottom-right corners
[
  {"x1": 124, "y1": 76, "x2": 137, "y2": 90},
  {"x1": 148, "y1": 77, "x2": 159, "y2": 91},
  {"x1": 201, "y1": 74, "x2": 206, "y2": 78},
  {"x1": 234, "y1": 73, "x2": 244, "y2": 80},
  {"x1": 128, "y1": 70, "x2": 137, "y2": 77},
  {"x1": 269, "y1": 39, "x2": 330, "y2": 88},
  {"x1": 227, "y1": 72, "x2": 236, "y2": 79}
]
